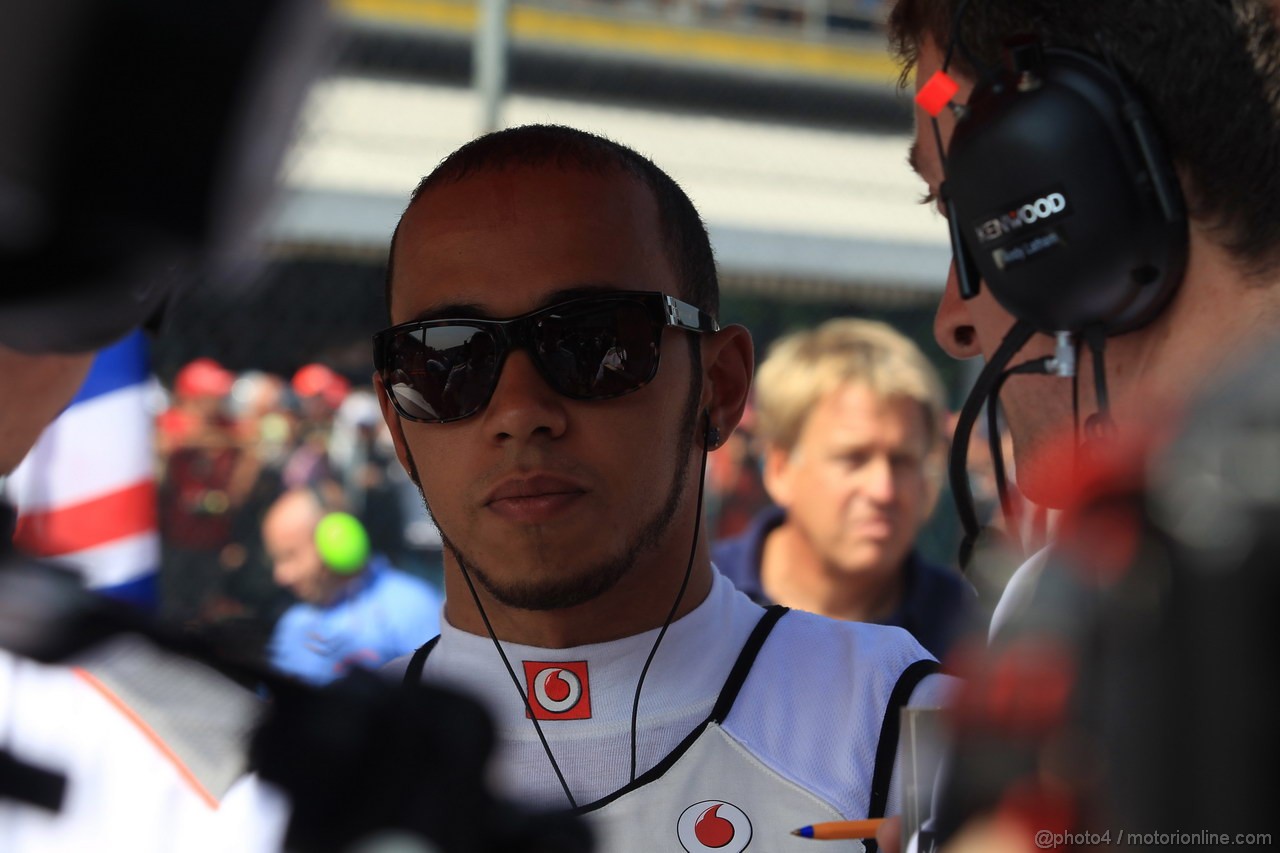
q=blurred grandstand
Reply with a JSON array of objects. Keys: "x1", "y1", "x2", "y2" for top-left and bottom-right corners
[{"x1": 158, "y1": 0, "x2": 949, "y2": 378}]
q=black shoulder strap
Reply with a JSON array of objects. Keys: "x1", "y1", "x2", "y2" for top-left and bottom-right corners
[
  {"x1": 710, "y1": 605, "x2": 788, "y2": 723},
  {"x1": 865, "y1": 658, "x2": 941, "y2": 849},
  {"x1": 402, "y1": 635, "x2": 440, "y2": 687}
]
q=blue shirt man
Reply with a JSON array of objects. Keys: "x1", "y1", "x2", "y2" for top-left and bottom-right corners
[
  {"x1": 714, "y1": 505, "x2": 969, "y2": 659},
  {"x1": 263, "y1": 488, "x2": 442, "y2": 684}
]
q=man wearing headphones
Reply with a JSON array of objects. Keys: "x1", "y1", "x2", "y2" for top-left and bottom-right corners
[
  {"x1": 378, "y1": 123, "x2": 955, "y2": 851},
  {"x1": 263, "y1": 486, "x2": 442, "y2": 684},
  {"x1": 875, "y1": 2, "x2": 1280, "y2": 850},
  {"x1": 890, "y1": 0, "x2": 1280, "y2": 636}
]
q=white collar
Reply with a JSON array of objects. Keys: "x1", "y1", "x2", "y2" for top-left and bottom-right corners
[
  {"x1": 988, "y1": 544, "x2": 1055, "y2": 644},
  {"x1": 425, "y1": 569, "x2": 763, "y2": 736}
]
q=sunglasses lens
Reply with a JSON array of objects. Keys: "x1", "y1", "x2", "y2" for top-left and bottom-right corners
[
  {"x1": 378, "y1": 294, "x2": 678, "y2": 422},
  {"x1": 534, "y1": 299, "x2": 661, "y2": 399},
  {"x1": 382, "y1": 325, "x2": 499, "y2": 421}
]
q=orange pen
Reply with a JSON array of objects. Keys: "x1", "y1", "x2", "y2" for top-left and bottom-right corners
[{"x1": 791, "y1": 818, "x2": 885, "y2": 840}]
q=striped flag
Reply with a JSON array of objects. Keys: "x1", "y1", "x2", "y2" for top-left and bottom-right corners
[{"x1": 2, "y1": 331, "x2": 160, "y2": 608}]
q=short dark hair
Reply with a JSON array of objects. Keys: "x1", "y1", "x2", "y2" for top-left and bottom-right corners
[
  {"x1": 888, "y1": 0, "x2": 1280, "y2": 280},
  {"x1": 384, "y1": 124, "x2": 719, "y2": 322}
]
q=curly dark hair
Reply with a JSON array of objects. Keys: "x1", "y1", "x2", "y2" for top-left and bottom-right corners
[{"x1": 888, "y1": 0, "x2": 1280, "y2": 281}]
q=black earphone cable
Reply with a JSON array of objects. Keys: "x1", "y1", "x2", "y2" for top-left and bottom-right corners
[
  {"x1": 950, "y1": 320, "x2": 1037, "y2": 570},
  {"x1": 985, "y1": 356, "x2": 1057, "y2": 554},
  {"x1": 1083, "y1": 326, "x2": 1116, "y2": 445},
  {"x1": 1072, "y1": 357, "x2": 1082, "y2": 461},
  {"x1": 942, "y1": 0, "x2": 974, "y2": 72},
  {"x1": 1084, "y1": 327, "x2": 1111, "y2": 420},
  {"x1": 628, "y1": 416, "x2": 711, "y2": 783},
  {"x1": 943, "y1": 0, "x2": 999, "y2": 85},
  {"x1": 457, "y1": 562, "x2": 579, "y2": 809}
]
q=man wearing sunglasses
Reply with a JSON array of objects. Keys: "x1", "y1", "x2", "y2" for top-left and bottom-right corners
[{"x1": 378, "y1": 124, "x2": 954, "y2": 851}]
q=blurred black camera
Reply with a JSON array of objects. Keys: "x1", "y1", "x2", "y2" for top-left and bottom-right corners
[
  {"x1": 1, "y1": 3, "x2": 593, "y2": 850},
  {"x1": 253, "y1": 669, "x2": 592, "y2": 853}
]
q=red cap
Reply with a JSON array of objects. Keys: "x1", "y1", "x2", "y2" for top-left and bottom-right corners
[
  {"x1": 175, "y1": 357, "x2": 234, "y2": 398},
  {"x1": 292, "y1": 363, "x2": 349, "y2": 410}
]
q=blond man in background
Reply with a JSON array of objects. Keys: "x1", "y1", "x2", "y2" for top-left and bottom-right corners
[{"x1": 713, "y1": 318, "x2": 973, "y2": 660}]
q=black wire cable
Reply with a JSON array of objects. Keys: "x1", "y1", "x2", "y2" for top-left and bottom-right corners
[
  {"x1": 457, "y1": 562, "x2": 579, "y2": 809},
  {"x1": 942, "y1": 0, "x2": 974, "y2": 72},
  {"x1": 950, "y1": 320, "x2": 1037, "y2": 571},
  {"x1": 1085, "y1": 326, "x2": 1111, "y2": 423},
  {"x1": 943, "y1": 0, "x2": 998, "y2": 85},
  {"x1": 932, "y1": 0, "x2": 965, "y2": 180},
  {"x1": 629, "y1": 424, "x2": 711, "y2": 783},
  {"x1": 985, "y1": 357, "x2": 1054, "y2": 554},
  {"x1": 1081, "y1": 325, "x2": 1117, "y2": 451},
  {"x1": 986, "y1": 374, "x2": 1014, "y2": 531},
  {"x1": 1072, "y1": 354, "x2": 1082, "y2": 460}
]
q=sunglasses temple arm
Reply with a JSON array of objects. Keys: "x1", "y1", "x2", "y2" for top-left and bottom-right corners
[{"x1": 664, "y1": 297, "x2": 718, "y2": 333}]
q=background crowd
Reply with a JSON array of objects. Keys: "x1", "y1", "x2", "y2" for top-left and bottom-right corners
[{"x1": 151, "y1": 358, "x2": 446, "y2": 670}]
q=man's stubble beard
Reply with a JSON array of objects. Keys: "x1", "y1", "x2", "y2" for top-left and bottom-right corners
[{"x1": 404, "y1": 368, "x2": 703, "y2": 612}]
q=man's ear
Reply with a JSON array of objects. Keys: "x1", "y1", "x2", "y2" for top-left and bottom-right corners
[
  {"x1": 699, "y1": 323, "x2": 754, "y2": 447},
  {"x1": 372, "y1": 371, "x2": 419, "y2": 486}
]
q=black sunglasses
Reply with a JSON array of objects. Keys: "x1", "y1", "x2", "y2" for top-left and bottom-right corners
[{"x1": 374, "y1": 291, "x2": 718, "y2": 423}]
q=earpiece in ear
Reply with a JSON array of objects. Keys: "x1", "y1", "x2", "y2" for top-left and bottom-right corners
[{"x1": 702, "y1": 410, "x2": 721, "y2": 450}]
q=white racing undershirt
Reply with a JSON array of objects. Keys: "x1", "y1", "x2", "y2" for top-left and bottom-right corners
[
  {"x1": 389, "y1": 569, "x2": 957, "y2": 828},
  {"x1": 390, "y1": 569, "x2": 763, "y2": 807}
]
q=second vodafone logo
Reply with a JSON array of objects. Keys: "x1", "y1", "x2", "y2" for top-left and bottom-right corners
[{"x1": 676, "y1": 801, "x2": 752, "y2": 853}]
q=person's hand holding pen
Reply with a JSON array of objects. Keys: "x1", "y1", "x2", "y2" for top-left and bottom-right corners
[{"x1": 876, "y1": 815, "x2": 903, "y2": 853}]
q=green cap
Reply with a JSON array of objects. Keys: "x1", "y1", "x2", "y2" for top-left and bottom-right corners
[{"x1": 315, "y1": 511, "x2": 370, "y2": 575}]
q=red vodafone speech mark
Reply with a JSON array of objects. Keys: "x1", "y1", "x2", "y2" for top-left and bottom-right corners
[{"x1": 522, "y1": 660, "x2": 591, "y2": 720}]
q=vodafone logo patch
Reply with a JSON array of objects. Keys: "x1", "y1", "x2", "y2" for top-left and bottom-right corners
[
  {"x1": 522, "y1": 660, "x2": 591, "y2": 720},
  {"x1": 677, "y1": 800, "x2": 752, "y2": 852}
]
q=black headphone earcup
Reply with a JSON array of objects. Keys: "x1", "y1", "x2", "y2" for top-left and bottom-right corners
[{"x1": 945, "y1": 47, "x2": 1188, "y2": 336}]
